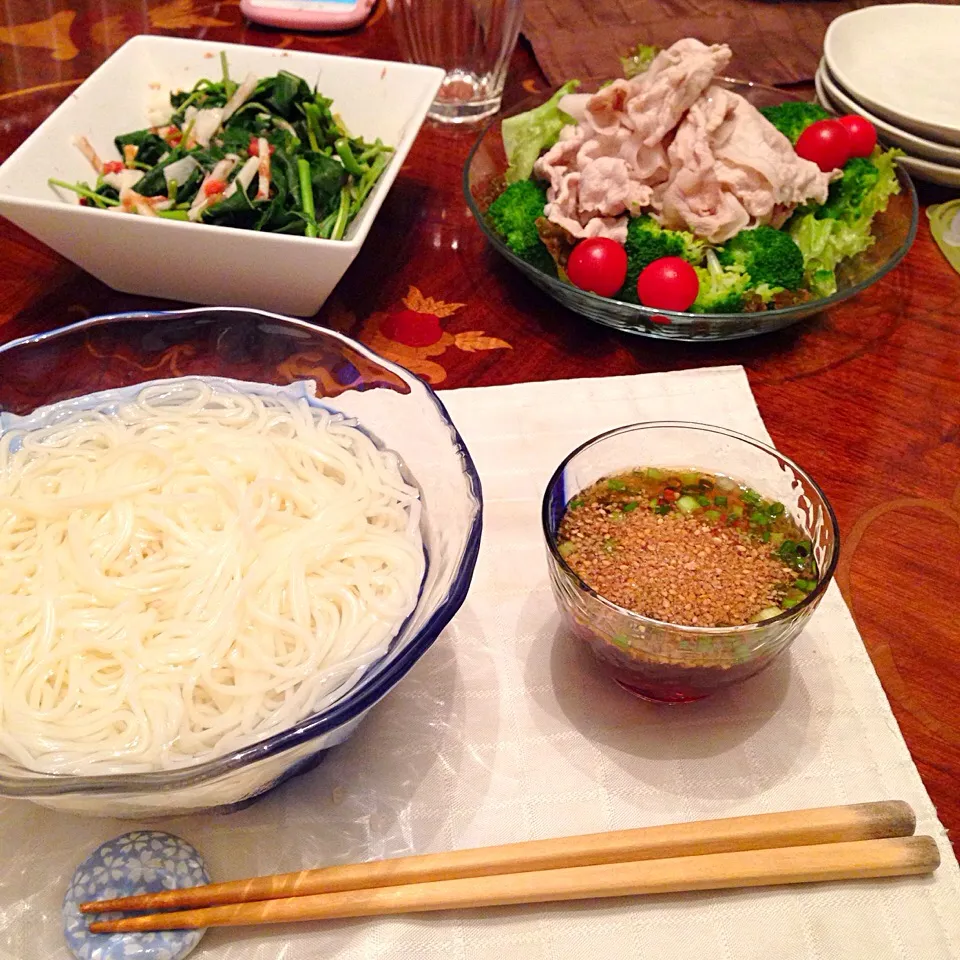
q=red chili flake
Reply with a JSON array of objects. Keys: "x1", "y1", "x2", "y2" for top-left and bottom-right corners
[{"x1": 102, "y1": 160, "x2": 124, "y2": 174}]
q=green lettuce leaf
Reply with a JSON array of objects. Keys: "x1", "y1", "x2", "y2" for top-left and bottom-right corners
[
  {"x1": 789, "y1": 147, "x2": 902, "y2": 297},
  {"x1": 502, "y1": 80, "x2": 580, "y2": 184},
  {"x1": 788, "y1": 215, "x2": 874, "y2": 297}
]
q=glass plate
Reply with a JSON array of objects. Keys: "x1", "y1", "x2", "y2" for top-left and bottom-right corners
[{"x1": 464, "y1": 79, "x2": 919, "y2": 341}]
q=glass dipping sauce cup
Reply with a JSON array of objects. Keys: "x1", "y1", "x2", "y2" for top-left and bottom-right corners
[
  {"x1": 542, "y1": 422, "x2": 840, "y2": 703},
  {"x1": 386, "y1": 0, "x2": 524, "y2": 124}
]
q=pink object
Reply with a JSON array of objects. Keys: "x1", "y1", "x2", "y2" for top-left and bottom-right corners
[{"x1": 240, "y1": 0, "x2": 377, "y2": 32}]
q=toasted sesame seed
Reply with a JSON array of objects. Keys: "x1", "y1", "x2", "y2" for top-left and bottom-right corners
[{"x1": 558, "y1": 501, "x2": 799, "y2": 627}]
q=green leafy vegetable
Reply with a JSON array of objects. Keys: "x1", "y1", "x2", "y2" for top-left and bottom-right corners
[
  {"x1": 620, "y1": 43, "x2": 660, "y2": 79},
  {"x1": 502, "y1": 79, "x2": 580, "y2": 184},
  {"x1": 52, "y1": 56, "x2": 393, "y2": 240},
  {"x1": 691, "y1": 250, "x2": 751, "y2": 313},
  {"x1": 789, "y1": 148, "x2": 902, "y2": 296}
]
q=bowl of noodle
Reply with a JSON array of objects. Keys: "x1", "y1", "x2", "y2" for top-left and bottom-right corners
[{"x1": 0, "y1": 307, "x2": 482, "y2": 817}]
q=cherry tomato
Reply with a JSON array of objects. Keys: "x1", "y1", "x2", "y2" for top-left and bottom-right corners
[
  {"x1": 837, "y1": 115, "x2": 877, "y2": 158},
  {"x1": 636, "y1": 257, "x2": 699, "y2": 312},
  {"x1": 566, "y1": 238, "x2": 628, "y2": 297},
  {"x1": 203, "y1": 178, "x2": 228, "y2": 197},
  {"x1": 795, "y1": 119, "x2": 851, "y2": 172}
]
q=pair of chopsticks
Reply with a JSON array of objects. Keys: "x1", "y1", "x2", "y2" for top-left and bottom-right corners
[{"x1": 84, "y1": 800, "x2": 938, "y2": 934}]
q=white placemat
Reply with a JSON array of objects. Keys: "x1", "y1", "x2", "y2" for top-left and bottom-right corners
[{"x1": 1, "y1": 365, "x2": 958, "y2": 960}]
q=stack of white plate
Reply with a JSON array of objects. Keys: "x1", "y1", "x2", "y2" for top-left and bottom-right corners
[{"x1": 819, "y1": 3, "x2": 960, "y2": 187}]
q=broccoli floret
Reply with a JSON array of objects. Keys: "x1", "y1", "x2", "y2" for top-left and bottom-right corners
[
  {"x1": 759, "y1": 102, "x2": 831, "y2": 144},
  {"x1": 486, "y1": 180, "x2": 555, "y2": 275},
  {"x1": 716, "y1": 225, "x2": 805, "y2": 291},
  {"x1": 691, "y1": 250, "x2": 751, "y2": 313},
  {"x1": 816, "y1": 156, "x2": 881, "y2": 222},
  {"x1": 616, "y1": 215, "x2": 705, "y2": 302}
]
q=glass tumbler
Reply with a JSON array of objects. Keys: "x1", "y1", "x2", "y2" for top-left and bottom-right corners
[{"x1": 386, "y1": 0, "x2": 524, "y2": 124}]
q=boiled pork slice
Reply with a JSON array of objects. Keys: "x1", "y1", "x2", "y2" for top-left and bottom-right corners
[{"x1": 657, "y1": 86, "x2": 832, "y2": 243}]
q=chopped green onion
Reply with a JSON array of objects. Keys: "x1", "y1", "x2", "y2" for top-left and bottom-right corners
[
  {"x1": 782, "y1": 597, "x2": 801, "y2": 609},
  {"x1": 767, "y1": 502, "x2": 785, "y2": 518},
  {"x1": 654, "y1": 503, "x2": 671, "y2": 515},
  {"x1": 611, "y1": 634, "x2": 631, "y2": 650},
  {"x1": 696, "y1": 495, "x2": 712, "y2": 507},
  {"x1": 622, "y1": 500, "x2": 639, "y2": 513},
  {"x1": 644, "y1": 468, "x2": 664, "y2": 480},
  {"x1": 742, "y1": 488, "x2": 762, "y2": 505},
  {"x1": 676, "y1": 495, "x2": 700, "y2": 514},
  {"x1": 714, "y1": 495, "x2": 728, "y2": 507},
  {"x1": 606, "y1": 478, "x2": 627, "y2": 491},
  {"x1": 704, "y1": 510, "x2": 721, "y2": 522},
  {"x1": 755, "y1": 607, "x2": 783, "y2": 621},
  {"x1": 749, "y1": 510, "x2": 769, "y2": 525},
  {"x1": 729, "y1": 505, "x2": 744, "y2": 519},
  {"x1": 568, "y1": 498, "x2": 584, "y2": 509},
  {"x1": 558, "y1": 541, "x2": 576, "y2": 558}
]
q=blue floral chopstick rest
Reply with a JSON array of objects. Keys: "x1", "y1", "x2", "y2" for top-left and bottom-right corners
[{"x1": 63, "y1": 831, "x2": 210, "y2": 960}]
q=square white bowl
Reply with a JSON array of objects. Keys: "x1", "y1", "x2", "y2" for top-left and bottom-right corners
[{"x1": 0, "y1": 36, "x2": 443, "y2": 316}]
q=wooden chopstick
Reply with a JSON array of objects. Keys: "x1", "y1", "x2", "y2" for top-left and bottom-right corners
[
  {"x1": 88, "y1": 836, "x2": 940, "y2": 933},
  {"x1": 82, "y1": 801, "x2": 914, "y2": 915}
]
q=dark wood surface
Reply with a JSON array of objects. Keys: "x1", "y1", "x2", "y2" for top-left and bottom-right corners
[{"x1": 1, "y1": 1, "x2": 958, "y2": 853}]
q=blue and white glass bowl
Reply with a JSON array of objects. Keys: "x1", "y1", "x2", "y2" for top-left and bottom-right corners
[{"x1": 0, "y1": 308, "x2": 483, "y2": 816}]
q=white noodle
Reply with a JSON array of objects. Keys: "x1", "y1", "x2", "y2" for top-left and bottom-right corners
[{"x1": 0, "y1": 379, "x2": 424, "y2": 775}]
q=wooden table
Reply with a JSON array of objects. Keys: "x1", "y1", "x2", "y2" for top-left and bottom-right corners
[{"x1": 1, "y1": 1, "x2": 958, "y2": 853}]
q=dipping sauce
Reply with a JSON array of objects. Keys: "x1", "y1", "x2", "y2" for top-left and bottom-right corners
[{"x1": 557, "y1": 467, "x2": 819, "y2": 628}]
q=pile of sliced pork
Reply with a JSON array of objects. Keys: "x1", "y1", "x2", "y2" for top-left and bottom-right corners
[{"x1": 534, "y1": 38, "x2": 833, "y2": 245}]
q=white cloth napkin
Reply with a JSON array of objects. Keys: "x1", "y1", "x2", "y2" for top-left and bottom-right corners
[{"x1": 1, "y1": 365, "x2": 958, "y2": 960}]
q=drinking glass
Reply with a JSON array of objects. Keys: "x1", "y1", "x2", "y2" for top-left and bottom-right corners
[{"x1": 386, "y1": 0, "x2": 524, "y2": 124}]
